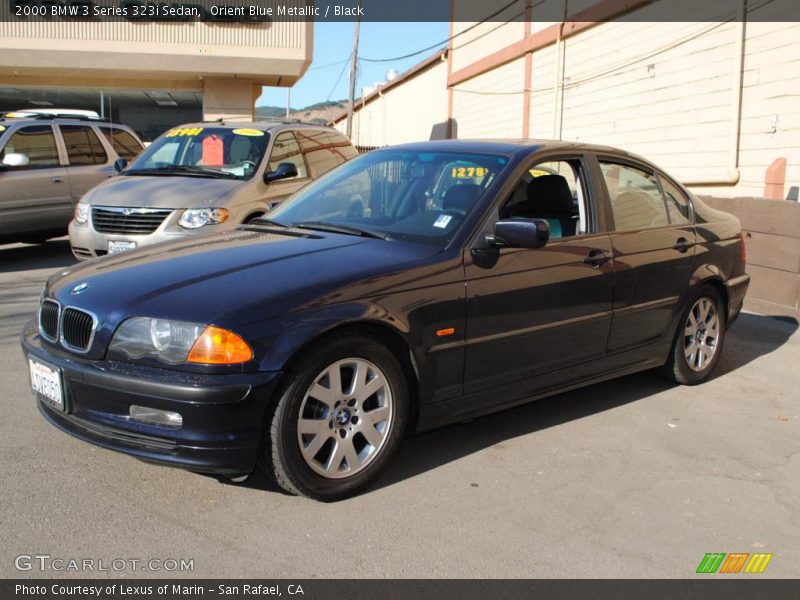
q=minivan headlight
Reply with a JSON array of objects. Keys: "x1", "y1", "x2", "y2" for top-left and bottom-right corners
[
  {"x1": 109, "y1": 317, "x2": 252, "y2": 365},
  {"x1": 179, "y1": 208, "x2": 229, "y2": 229},
  {"x1": 74, "y1": 202, "x2": 89, "y2": 224}
]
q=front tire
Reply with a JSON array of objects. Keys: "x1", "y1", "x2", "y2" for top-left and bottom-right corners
[
  {"x1": 662, "y1": 285, "x2": 726, "y2": 385},
  {"x1": 258, "y1": 332, "x2": 409, "y2": 501}
]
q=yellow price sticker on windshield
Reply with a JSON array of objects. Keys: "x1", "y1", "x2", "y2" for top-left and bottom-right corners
[
  {"x1": 165, "y1": 127, "x2": 204, "y2": 138},
  {"x1": 232, "y1": 128, "x2": 264, "y2": 137},
  {"x1": 530, "y1": 168, "x2": 554, "y2": 178},
  {"x1": 451, "y1": 166, "x2": 488, "y2": 178},
  {"x1": 0, "y1": 126, "x2": 5, "y2": 132}
]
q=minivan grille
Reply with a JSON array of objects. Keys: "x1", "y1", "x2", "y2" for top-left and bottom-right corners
[
  {"x1": 39, "y1": 299, "x2": 60, "y2": 341},
  {"x1": 61, "y1": 308, "x2": 95, "y2": 352},
  {"x1": 92, "y1": 207, "x2": 171, "y2": 235}
]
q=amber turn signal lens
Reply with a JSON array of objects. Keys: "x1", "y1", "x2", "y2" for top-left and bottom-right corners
[{"x1": 187, "y1": 326, "x2": 253, "y2": 365}]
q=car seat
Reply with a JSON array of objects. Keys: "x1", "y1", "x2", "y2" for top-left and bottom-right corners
[
  {"x1": 508, "y1": 175, "x2": 576, "y2": 238},
  {"x1": 442, "y1": 183, "x2": 482, "y2": 216}
]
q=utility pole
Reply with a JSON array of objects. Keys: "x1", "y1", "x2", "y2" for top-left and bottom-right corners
[{"x1": 346, "y1": 5, "x2": 361, "y2": 139}]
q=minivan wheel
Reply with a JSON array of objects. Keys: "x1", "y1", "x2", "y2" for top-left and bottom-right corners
[
  {"x1": 661, "y1": 285, "x2": 726, "y2": 385},
  {"x1": 258, "y1": 332, "x2": 409, "y2": 501}
]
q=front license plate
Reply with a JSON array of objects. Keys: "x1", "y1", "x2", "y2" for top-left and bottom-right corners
[
  {"x1": 29, "y1": 357, "x2": 64, "y2": 412},
  {"x1": 108, "y1": 240, "x2": 136, "y2": 254}
]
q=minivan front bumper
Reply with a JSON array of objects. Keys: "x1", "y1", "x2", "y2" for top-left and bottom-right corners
[
  {"x1": 68, "y1": 213, "x2": 189, "y2": 261},
  {"x1": 21, "y1": 322, "x2": 281, "y2": 477}
]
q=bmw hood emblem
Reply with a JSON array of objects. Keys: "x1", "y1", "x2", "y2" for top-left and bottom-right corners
[{"x1": 71, "y1": 282, "x2": 90, "y2": 295}]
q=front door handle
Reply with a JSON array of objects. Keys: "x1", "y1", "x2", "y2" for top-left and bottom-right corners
[
  {"x1": 674, "y1": 237, "x2": 691, "y2": 253},
  {"x1": 52, "y1": 177, "x2": 64, "y2": 184},
  {"x1": 583, "y1": 248, "x2": 611, "y2": 267}
]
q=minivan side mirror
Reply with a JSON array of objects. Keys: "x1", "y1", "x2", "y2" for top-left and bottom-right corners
[
  {"x1": 1, "y1": 153, "x2": 30, "y2": 168},
  {"x1": 487, "y1": 218, "x2": 550, "y2": 249},
  {"x1": 264, "y1": 162, "x2": 298, "y2": 183},
  {"x1": 114, "y1": 158, "x2": 128, "y2": 173}
]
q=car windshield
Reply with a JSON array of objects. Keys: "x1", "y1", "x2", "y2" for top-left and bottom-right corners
[
  {"x1": 125, "y1": 126, "x2": 269, "y2": 180},
  {"x1": 265, "y1": 149, "x2": 508, "y2": 246}
]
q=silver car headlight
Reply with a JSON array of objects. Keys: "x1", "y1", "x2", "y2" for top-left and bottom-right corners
[
  {"x1": 74, "y1": 202, "x2": 90, "y2": 224},
  {"x1": 178, "y1": 208, "x2": 229, "y2": 229},
  {"x1": 109, "y1": 317, "x2": 205, "y2": 364},
  {"x1": 109, "y1": 317, "x2": 253, "y2": 365}
]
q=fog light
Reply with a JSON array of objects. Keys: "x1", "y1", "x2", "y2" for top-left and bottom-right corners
[{"x1": 129, "y1": 405, "x2": 183, "y2": 428}]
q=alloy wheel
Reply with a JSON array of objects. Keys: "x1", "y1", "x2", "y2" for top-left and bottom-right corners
[
  {"x1": 684, "y1": 297, "x2": 720, "y2": 372},
  {"x1": 296, "y1": 358, "x2": 394, "y2": 479}
]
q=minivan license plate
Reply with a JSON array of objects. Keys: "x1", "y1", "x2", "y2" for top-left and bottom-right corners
[{"x1": 108, "y1": 241, "x2": 136, "y2": 254}]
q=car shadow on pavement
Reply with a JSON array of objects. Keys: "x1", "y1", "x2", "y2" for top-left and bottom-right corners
[
  {"x1": 0, "y1": 240, "x2": 77, "y2": 273},
  {"x1": 376, "y1": 312, "x2": 798, "y2": 493},
  {"x1": 227, "y1": 313, "x2": 797, "y2": 497},
  {"x1": 218, "y1": 315, "x2": 797, "y2": 497}
]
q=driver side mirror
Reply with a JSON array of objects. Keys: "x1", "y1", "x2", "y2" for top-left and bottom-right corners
[
  {"x1": 1, "y1": 152, "x2": 30, "y2": 168},
  {"x1": 114, "y1": 158, "x2": 128, "y2": 173},
  {"x1": 264, "y1": 162, "x2": 298, "y2": 183},
  {"x1": 487, "y1": 218, "x2": 550, "y2": 249}
]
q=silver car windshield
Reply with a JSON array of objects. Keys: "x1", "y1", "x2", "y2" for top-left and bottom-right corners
[
  {"x1": 126, "y1": 126, "x2": 269, "y2": 180},
  {"x1": 266, "y1": 149, "x2": 509, "y2": 246}
]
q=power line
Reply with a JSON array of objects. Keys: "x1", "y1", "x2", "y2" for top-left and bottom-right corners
[
  {"x1": 359, "y1": 0, "x2": 522, "y2": 63},
  {"x1": 326, "y1": 51, "x2": 352, "y2": 101}
]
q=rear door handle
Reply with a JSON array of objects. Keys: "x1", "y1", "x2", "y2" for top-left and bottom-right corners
[
  {"x1": 52, "y1": 177, "x2": 64, "y2": 184},
  {"x1": 674, "y1": 237, "x2": 691, "y2": 253},
  {"x1": 583, "y1": 248, "x2": 611, "y2": 267}
]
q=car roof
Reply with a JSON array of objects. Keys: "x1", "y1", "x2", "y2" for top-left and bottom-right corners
[
  {"x1": 173, "y1": 121, "x2": 342, "y2": 133},
  {"x1": 0, "y1": 115, "x2": 132, "y2": 128},
  {"x1": 374, "y1": 138, "x2": 649, "y2": 161}
]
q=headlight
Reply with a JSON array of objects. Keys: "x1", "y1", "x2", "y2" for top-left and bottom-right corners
[
  {"x1": 74, "y1": 202, "x2": 89, "y2": 224},
  {"x1": 109, "y1": 317, "x2": 252, "y2": 365},
  {"x1": 178, "y1": 208, "x2": 229, "y2": 229}
]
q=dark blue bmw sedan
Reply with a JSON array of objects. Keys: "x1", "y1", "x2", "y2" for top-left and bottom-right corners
[{"x1": 22, "y1": 140, "x2": 749, "y2": 501}]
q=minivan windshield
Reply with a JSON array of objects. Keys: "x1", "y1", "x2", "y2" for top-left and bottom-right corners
[
  {"x1": 125, "y1": 126, "x2": 269, "y2": 180},
  {"x1": 265, "y1": 149, "x2": 509, "y2": 246}
]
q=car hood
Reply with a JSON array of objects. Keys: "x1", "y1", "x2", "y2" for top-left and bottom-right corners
[
  {"x1": 81, "y1": 174, "x2": 244, "y2": 208},
  {"x1": 46, "y1": 227, "x2": 443, "y2": 329}
]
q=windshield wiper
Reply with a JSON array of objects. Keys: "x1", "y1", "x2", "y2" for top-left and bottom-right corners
[
  {"x1": 246, "y1": 217, "x2": 287, "y2": 228},
  {"x1": 294, "y1": 221, "x2": 388, "y2": 239},
  {"x1": 124, "y1": 165, "x2": 237, "y2": 179}
]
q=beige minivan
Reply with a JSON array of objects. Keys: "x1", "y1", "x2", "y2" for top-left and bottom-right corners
[{"x1": 68, "y1": 121, "x2": 357, "y2": 260}]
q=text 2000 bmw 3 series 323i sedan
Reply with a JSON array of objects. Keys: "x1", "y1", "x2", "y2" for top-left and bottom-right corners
[{"x1": 22, "y1": 140, "x2": 749, "y2": 501}]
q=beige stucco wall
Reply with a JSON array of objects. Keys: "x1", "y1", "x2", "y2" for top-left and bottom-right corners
[
  {"x1": 335, "y1": 57, "x2": 449, "y2": 147},
  {"x1": 446, "y1": 0, "x2": 800, "y2": 198}
]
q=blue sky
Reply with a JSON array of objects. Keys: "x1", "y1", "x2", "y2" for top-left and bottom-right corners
[{"x1": 258, "y1": 21, "x2": 449, "y2": 109}]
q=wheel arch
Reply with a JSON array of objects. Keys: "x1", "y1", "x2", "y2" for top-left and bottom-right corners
[{"x1": 269, "y1": 319, "x2": 421, "y2": 433}]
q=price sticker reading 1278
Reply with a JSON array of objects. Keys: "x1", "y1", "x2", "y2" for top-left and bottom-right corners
[{"x1": 451, "y1": 166, "x2": 488, "y2": 178}]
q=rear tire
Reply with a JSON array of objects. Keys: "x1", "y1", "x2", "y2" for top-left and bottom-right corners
[
  {"x1": 661, "y1": 285, "x2": 726, "y2": 385},
  {"x1": 258, "y1": 332, "x2": 409, "y2": 501}
]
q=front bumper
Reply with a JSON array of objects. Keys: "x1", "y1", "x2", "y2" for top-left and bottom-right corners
[
  {"x1": 22, "y1": 324, "x2": 281, "y2": 477},
  {"x1": 68, "y1": 219, "x2": 189, "y2": 261},
  {"x1": 725, "y1": 273, "x2": 750, "y2": 324}
]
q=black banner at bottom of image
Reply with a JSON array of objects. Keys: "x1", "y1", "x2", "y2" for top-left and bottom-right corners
[{"x1": 2, "y1": 579, "x2": 798, "y2": 600}]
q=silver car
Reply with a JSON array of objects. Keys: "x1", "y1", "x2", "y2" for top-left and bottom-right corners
[
  {"x1": 68, "y1": 121, "x2": 357, "y2": 260},
  {"x1": 0, "y1": 113, "x2": 143, "y2": 245}
]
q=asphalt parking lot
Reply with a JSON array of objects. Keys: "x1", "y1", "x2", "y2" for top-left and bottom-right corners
[{"x1": 1, "y1": 240, "x2": 798, "y2": 579}]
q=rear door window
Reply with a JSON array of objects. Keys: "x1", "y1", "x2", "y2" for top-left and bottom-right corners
[
  {"x1": 0, "y1": 125, "x2": 59, "y2": 168},
  {"x1": 296, "y1": 130, "x2": 356, "y2": 178},
  {"x1": 600, "y1": 161, "x2": 668, "y2": 230},
  {"x1": 99, "y1": 126, "x2": 143, "y2": 160},
  {"x1": 659, "y1": 177, "x2": 692, "y2": 224},
  {"x1": 60, "y1": 125, "x2": 107, "y2": 166}
]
